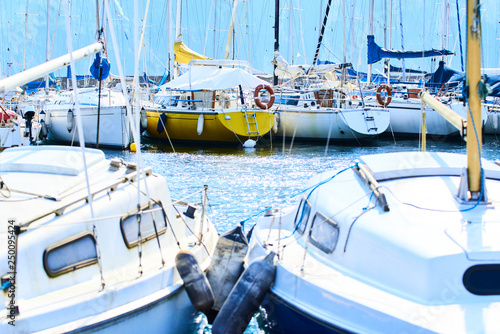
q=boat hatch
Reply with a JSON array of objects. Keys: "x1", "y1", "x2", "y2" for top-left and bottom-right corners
[
  {"x1": 446, "y1": 222, "x2": 500, "y2": 261},
  {"x1": 359, "y1": 152, "x2": 500, "y2": 182},
  {"x1": 0, "y1": 146, "x2": 105, "y2": 176}
]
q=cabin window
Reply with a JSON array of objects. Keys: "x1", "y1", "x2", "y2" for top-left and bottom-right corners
[
  {"x1": 43, "y1": 232, "x2": 98, "y2": 278},
  {"x1": 309, "y1": 212, "x2": 339, "y2": 254},
  {"x1": 121, "y1": 202, "x2": 167, "y2": 248},
  {"x1": 463, "y1": 264, "x2": 500, "y2": 295},
  {"x1": 294, "y1": 199, "x2": 311, "y2": 235}
]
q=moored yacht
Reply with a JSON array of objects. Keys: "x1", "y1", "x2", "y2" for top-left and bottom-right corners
[
  {"x1": 0, "y1": 145, "x2": 218, "y2": 333},
  {"x1": 246, "y1": 2, "x2": 500, "y2": 333}
]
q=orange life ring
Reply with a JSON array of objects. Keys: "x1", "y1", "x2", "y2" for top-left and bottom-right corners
[
  {"x1": 376, "y1": 85, "x2": 392, "y2": 107},
  {"x1": 254, "y1": 84, "x2": 275, "y2": 110}
]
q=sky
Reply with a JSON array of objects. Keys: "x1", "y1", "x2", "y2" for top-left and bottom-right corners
[{"x1": 1, "y1": 0, "x2": 499, "y2": 79}]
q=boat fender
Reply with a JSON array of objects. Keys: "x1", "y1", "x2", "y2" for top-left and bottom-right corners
[
  {"x1": 206, "y1": 224, "x2": 249, "y2": 313},
  {"x1": 493, "y1": 112, "x2": 498, "y2": 130},
  {"x1": 39, "y1": 110, "x2": 46, "y2": 122},
  {"x1": 254, "y1": 84, "x2": 275, "y2": 110},
  {"x1": 140, "y1": 108, "x2": 148, "y2": 132},
  {"x1": 243, "y1": 139, "x2": 256, "y2": 148},
  {"x1": 175, "y1": 250, "x2": 214, "y2": 313},
  {"x1": 273, "y1": 113, "x2": 279, "y2": 133},
  {"x1": 197, "y1": 114, "x2": 204, "y2": 135},
  {"x1": 67, "y1": 109, "x2": 74, "y2": 133},
  {"x1": 376, "y1": 85, "x2": 392, "y2": 107},
  {"x1": 39, "y1": 119, "x2": 48, "y2": 140},
  {"x1": 156, "y1": 113, "x2": 167, "y2": 134},
  {"x1": 211, "y1": 251, "x2": 276, "y2": 334}
]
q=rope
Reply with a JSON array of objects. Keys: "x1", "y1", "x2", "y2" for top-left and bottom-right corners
[
  {"x1": 158, "y1": 112, "x2": 176, "y2": 152},
  {"x1": 0, "y1": 176, "x2": 11, "y2": 198},
  {"x1": 240, "y1": 163, "x2": 358, "y2": 240}
]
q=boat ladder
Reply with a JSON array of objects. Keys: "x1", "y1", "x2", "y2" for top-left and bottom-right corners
[
  {"x1": 244, "y1": 110, "x2": 260, "y2": 135},
  {"x1": 364, "y1": 108, "x2": 378, "y2": 133}
]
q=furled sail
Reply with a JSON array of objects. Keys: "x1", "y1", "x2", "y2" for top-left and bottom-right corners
[{"x1": 367, "y1": 35, "x2": 454, "y2": 65}]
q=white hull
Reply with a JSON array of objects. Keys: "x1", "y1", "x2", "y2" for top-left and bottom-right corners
[
  {"x1": 275, "y1": 107, "x2": 390, "y2": 140},
  {"x1": 248, "y1": 152, "x2": 500, "y2": 333},
  {"x1": 46, "y1": 105, "x2": 132, "y2": 148},
  {"x1": 0, "y1": 122, "x2": 40, "y2": 150},
  {"x1": 0, "y1": 146, "x2": 218, "y2": 333},
  {"x1": 365, "y1": 97, "x2": 487, "y2": 136},
  {"x1": 484, "y1": 106, "x2": 500, "y2": 134}
]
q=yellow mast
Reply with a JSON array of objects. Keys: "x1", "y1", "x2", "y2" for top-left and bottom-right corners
[{"x1": 466, "y1": 0, "x2": 482, "y2": 195}]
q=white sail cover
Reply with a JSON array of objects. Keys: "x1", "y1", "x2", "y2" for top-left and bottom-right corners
[
  {"x1": 273, "y1": 51, "x2": 344, "y2": 79},
  {"x1": 159, "y1": 65, "x2": 269, "y2": 91}
]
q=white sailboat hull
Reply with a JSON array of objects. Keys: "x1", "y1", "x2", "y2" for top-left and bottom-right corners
[
  {"x1": 0, "y1": 146, "x2": 218, "y2": 333},
  {"x1": 248, "y1": 152, "x2": 500, "y2": 334},
  {"x1": 275, "y1": 107, "x2": 390, "y2": 140},
  {"x1": 0, "y1": 122, "x2": 40, "y2": 150},
  {"x1": 365, "y1": 97, "x2": 487, "y2": 136},
  {"x1": 46, "y1": 105, "x2": 131, "y2": 149},
  {"x1": 484, "y1": 106, "x2": 500, "y2": 134}
]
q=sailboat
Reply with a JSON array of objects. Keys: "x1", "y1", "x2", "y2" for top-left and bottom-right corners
[
  {"x1": 362, "y1": 1, "x2": 488, "y2": 138},
  {"x1": 0, "y1": 102, "x2": 40, "y2": 151},
  {"x1": 246, "y1": 1, "x2": 500, "y2": 332},
  {"x1": 0, "y1": 3, "x2": 218, "y2": 333},
  {"x1": 272, "y1": 0, "x2": 390, "y2": 142},
  {"x1": 144, "y1": 59, "x2": 276, "y2": 146},
  {"x1": 43, "y1": 53, "x2": 133, "y2": 149}
]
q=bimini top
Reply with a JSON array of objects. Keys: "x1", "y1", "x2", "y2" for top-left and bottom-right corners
[{"x1": 159, "y1": 61, "x2": 269, "y2": 91}]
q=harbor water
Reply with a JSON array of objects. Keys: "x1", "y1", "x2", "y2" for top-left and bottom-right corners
[{"x1": 100, "y1": 134, "x2": 499, "y2": 333}]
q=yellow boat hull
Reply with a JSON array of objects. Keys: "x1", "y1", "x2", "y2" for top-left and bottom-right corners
[{"x1": 144, "y1": 108, "x2": 275, "y2": 143}]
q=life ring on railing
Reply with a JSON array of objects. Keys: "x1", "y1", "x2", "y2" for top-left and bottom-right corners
[
  {"x1": 376, "y1": 85, "x2": 392, "y2": 107},
  {"x1": 254, "y1": 84, "x2": 275, "y2": 110}
]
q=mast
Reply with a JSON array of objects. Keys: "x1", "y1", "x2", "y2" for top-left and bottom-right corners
[
  {"x1": 465, "y1": 0, "x2": 482, "y2": 196},
  {"x1": 456, "y1": 0, "x2": 465, "y2": 71},
  {"x1": 213, "y1": 0, "x2": 217, "y2": 58},
  {"x1": 174, "y1": 0, "x2": 181, "y2": 77},
  {"x1": 95, "y1": 0, "x2": 100, "y2": 34},
  {"x1": 290, "y1": 0, "x2": 293, "y2": 64},
  {"x1": 168, "y1": 0, "x2": 173, "y2": 79},
  {"x1": 224, "y1": 0, "x2": 239, "y2": 60},
  {"x1": 341, "y1": 0, "x2": 346, "y2": 85},
  {"x1": 388, "y1": 0, "x2": 393, "y2": 82},
  {"x1": 24, "y1": 0, "x2": 29, "y2": 71},
  {"x1": 367, "y1": 0, "x2": 374, "y2": 84},
  {"x1": 311, "y1": 0, "x2": 332, "y2": 68},
  {"x1": 273, "y1": 0, "x2": 279, "y2": 85},
  {"x1": 45, "y1": 0, "x2": 51, "y2": 93},
  {"x1": 441, "y1": 0, "x2": 449, "y2": 64}
]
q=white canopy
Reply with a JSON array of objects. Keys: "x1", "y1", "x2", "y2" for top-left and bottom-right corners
[{"x1": 159, "y1": 65, "x2": 269, "y2": 91}]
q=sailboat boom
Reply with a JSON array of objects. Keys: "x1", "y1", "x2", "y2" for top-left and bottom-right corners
[{"x1": 0, "y1": 42, "x2": 104, "y2": 94}]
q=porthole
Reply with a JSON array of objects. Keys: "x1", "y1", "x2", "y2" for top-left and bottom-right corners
[
  {"x1": 309, "y1": 212, "x2": 339, "y2": 254},
  {"x1": 294, "y1": 199, "x2": 311, "y2": 235},
  {"x1": 43, "y1": 232, "x2": 98, "y2": 278},
  {"x1": 463, "y1": 264, "x2": 500, "y2": 295},
  {"x1": 120, "y1": 201, "x2": 167, "y2": 248}
]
